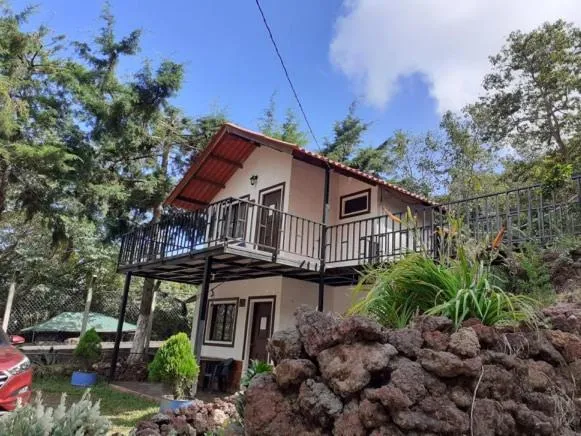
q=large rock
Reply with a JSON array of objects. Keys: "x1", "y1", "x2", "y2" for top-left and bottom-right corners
[
  {"x1": 546, "y1": 329, "x2": 581, "y2": 362},
  {"x1": 389, "y1": 358, "x2": 427, "y2": 404},
  {"x1": 471, "y1": 398, "x2": 516, "y2": 436},
  {"x1": 448, "y1": 327, "x2": 480, "y2": 358},
  {"x1": 318, "y1": 342, "x2": 397, "y2": 397},
  {"x1": 244, "y1": 373, "x2": 316, "y2": 436},
  {"x1": 298, "y1": 379, "x2": 343, "y2": 428},
  {"x1": 422, "y1": 330, "x2": 450, "y2": 351},
  {"x1": 418, "y1": 349, "x2": 482, "y2": 378},
  {"x1": 333, "y1": 316, "x2": 388, "y2": 344},
  {"x1": 333, "y1": 400, "x2": 366, "y2": 436},
  {"x1": 392, "y1": 397, "x2": 469, "y2": 434},
  {"x1": 413, "y1": 315, "x2": 453, "y2": 332},
  {"x1": 514, "y1": 404, "x2": 555, "y2": 435},
  {"x1": 357, "y1": 399, "x2": 390, "y2": 430},
  {"x1": 476, "y1": 364, "x2": 517, "y2": 400},
  {"x1": 363, "y1": 385, "x2": 412, "y2": 410},
  {"x1": 387, "y1": 328, "x2": 424, "y2": 357},
  {"x1": 295, "y1": 306, "x2": 340, "y2": 357},
  {"x1": 267, "y1": 328, "x2": 304, "y2": 364},
  {"x1": 275, "y1": 359, "x2": 317, "y2": 389}
]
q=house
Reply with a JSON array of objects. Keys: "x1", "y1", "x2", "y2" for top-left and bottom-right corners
[{"x1": 115, "y1": 123, "x2": 438, "y2": 386}]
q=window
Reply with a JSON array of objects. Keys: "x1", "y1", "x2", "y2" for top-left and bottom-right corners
[
  {"x1": 340, "y1": 189, "x2": 371, "y2": 219},
  {"x1": 206, "y1": 300, "x2": 238, "y2": 345}
]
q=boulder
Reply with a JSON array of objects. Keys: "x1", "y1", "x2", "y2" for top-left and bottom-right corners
[
  {"x1": 514, "y1": 404, "x2": 555, "y2": 435},
  {"x1": 448, "y1": 327, "x2": 480, "y2": 358},
  {"x1": 471, "y1": 398, "x2": 516, "y2": 436},
  {"x1": 244, "y1": 373, "x2": 313, "y2": 436},
  {"x1": 275, "y1": 359, "x2": 317, "y2": 389},
  {"x1": 476, "y1": 364, "x2": 517, "y2": 400},
  {"x1": 546, "y1": 329, "x2": 581, "y2": 362},
  {"x1": 267, "y1": 328, "x2": 304, "y2": 364},
  {"x1": 422, "y1": 330, "x2": 450, "y2": 351},
  {"x1": 333, "y1": 400, "x2": 366, "y2": 436},
  {"x1": 358, "y1": 399, "x2": 390, "y2": 430},
  {"x1": 413, "y1": 315, "x2": 453, "y2": 333},
  {"x1": 418, "y1": 349, "x2": 482, "y2": 378},
  {"x1": 295, "y1": 306, "x2": 340, "y2": 357},
  {"x1": 389, "y1": 358, "x2": 427, "y2": 404},
  {"x1": 387, "y1": 328, "x2": 424, "y2": 357},
  {"x1": 298, "y1": 379, "x2": 343, "y2": 428},
  {"x1": 334, "y1": 316, "x2": 388, "y2": 344},
  {"x1": 318, "y1": 342, "x2": 397, "y2": 397},
  {"x1": 363, "y1": 385, "x2": 412, "y2": 410},
  {"x1": 392, "y1": 396, "x2": 469, "y2": 434}
]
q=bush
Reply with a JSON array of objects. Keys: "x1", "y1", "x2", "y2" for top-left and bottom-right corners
[
  {"x1": 350, "y1": 248, "x2": 539, "y2": 329},
  {"x1": 148, "y1": 332, "x2": 199, "y2": 399},
  {"x1": 0, "y1": 391, "x2": 110, "y2": 435},
  {"x1": 74, "y1": 328, "x2": 102, "y2": 372}
]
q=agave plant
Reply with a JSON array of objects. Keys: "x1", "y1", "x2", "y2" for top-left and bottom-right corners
[{"x1": 350, "y1": 246, "x2": 539, "y2": 329}]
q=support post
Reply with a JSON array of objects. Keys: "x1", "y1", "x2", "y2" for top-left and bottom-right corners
[
  {"x1": 194, "y1": 257, "x2": 213, "y2": 363},
  {"x1": 318, "y1": 166, "x2": 331, "y2": 311},
  {"x1": 80, "y1": 274, "x2": 96, "y2": 337},
  {"x1": 2, "y1": 276, "x2": 16, "y2": 333},
  {"x1": 109, "y1": 272, "x2": 132, "y2": 381},
  {"x1": 143, "y1": 288, "x2": 157, "y2": 352}
]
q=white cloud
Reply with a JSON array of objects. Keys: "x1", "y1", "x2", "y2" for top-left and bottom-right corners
[{"x1": 330, "y1": 0, "x2": 581, "y2": 113}]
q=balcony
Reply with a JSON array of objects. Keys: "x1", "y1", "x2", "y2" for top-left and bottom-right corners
[{"x1": 118, "y1": 176, "x2": 581, "y2": 286}]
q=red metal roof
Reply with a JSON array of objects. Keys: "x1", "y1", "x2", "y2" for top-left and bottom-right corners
[{"x1": 165, "y1": 123, "x2": 435, "y2": 210}]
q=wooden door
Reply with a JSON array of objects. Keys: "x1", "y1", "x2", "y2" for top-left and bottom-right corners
[
  {"x1": 257, "y1": 189, "x2": 282, "y2": 252},
  {"x1": 248, "y1": 302, "x2": 273, "y2": 362}
]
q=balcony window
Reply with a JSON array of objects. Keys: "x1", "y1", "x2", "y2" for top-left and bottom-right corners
[{"x1": 340, "y1": 189, "x2": 371, "y2": 219}]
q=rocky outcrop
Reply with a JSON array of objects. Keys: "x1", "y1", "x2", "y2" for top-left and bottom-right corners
[
  {"x1": 244, "y1": 309, "x2": 581, "y2": 435},
  {"x1": 132, "y1": 396, "x2": 239, "y2": 435}
]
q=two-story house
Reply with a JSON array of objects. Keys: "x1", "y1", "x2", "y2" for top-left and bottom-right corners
[{"x1": 115, "y1": 123, "x2": 437, "y2": 384}]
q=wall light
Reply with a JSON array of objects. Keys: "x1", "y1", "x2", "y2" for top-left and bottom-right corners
[{"x1": 250, "y1": 174, "x2": 258, "y2": 186}]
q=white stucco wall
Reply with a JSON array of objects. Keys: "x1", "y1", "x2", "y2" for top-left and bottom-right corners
[{"x1": 213, "y1": 145, "x2": 292, "y2": 211}]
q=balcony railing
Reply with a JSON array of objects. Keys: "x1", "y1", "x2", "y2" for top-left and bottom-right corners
[
  {"x1": 119, "y1": 176, "x2": 581, "y2": 272},
  {"x1": 118, "y1": 197, "x2": 323, "y2": 268}
]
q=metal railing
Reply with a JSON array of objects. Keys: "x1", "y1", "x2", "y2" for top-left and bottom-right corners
[
  {"x1": 119, "y1": 176, "x2": 581, "y2": 271},
  {"x1": 118, "y1": 197, "x2": 323, "y2": 268}
]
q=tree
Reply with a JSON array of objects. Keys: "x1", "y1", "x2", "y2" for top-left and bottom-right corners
[
  {"x1": 468, "y1": 20, "x2": 581, "y2": 165},
  {"x1": 258, "y1": 93, "x2": 308, "y2": 146},
  {"x1": 321, "y1": 102, "x2": 369, "y2": 163}
]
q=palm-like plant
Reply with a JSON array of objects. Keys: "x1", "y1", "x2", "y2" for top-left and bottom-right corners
[{"x1": 350, "y1": 247, "x2": 539, "y2": 329}]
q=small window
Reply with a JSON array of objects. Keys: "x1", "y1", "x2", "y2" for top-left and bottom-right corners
[
  {"x1": 206, "y1": 300, "x2": 238, "y2": 345},
  {"x1": 340, "y1": 189, "x2": 371, "y2": 219}
]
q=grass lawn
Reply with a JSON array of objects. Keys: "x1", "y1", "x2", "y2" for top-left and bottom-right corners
[{"x1": 33, "y1": 377, "x2": 158, "y2": 435}]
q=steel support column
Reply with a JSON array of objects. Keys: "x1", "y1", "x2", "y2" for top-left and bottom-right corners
[
  {"x1": 109, "y1": 271, "x2": 132, "y2": 381},
  {"x1": 194, "y1": 256, "x2": 213, "y2": 363},
  {"x1": 318, "y1": 166, "x2": 331, "y2": 311}
]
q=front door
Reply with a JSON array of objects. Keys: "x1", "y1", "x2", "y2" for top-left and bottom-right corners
[
  {"x1": 248, "y1": 302, "x2": 273, "y2": 362},
  {"x1": 257, "y1": 188, "x2": 282, "y2": 252}
]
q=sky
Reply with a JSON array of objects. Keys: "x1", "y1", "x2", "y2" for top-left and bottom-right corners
[{"x1": 24, "y1": 0, "x2": 581, "y2": 152}]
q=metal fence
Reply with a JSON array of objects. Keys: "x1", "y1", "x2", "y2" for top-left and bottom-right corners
[{"x1": 1, "y1": 287, "x2": 196, "y2": 345}]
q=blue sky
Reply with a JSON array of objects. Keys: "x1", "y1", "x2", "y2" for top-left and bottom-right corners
[{"x1": 25, "y1": 0, "x2": 440, "y2": 152}]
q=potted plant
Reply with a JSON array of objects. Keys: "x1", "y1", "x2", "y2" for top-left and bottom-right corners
[
  {"x1": 71, "y1": 328, "x2": 102, "y2": 387},
  {"x1": 148, "y1": 332, "x2": 200, "y2": 412}
]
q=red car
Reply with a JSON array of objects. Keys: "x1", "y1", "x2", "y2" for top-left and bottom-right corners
[{"x1": 0, "y1": 330, "x2": 32, "y2": 411}]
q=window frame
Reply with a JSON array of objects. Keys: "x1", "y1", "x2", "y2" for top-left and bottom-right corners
[
  {"x1": 204, "y1": 298, "x2": 239, "y2": 347},
  {"x1": 339, "y1": 188, "x2": 371, "y2": 219}
]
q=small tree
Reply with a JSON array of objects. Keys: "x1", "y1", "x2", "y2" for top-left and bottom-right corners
[
  {"x1": 73, "y1": 328, "x2": 102, "y2": 372},
  {"x1": 148, "y1": 332, "x2": 199, "y2": 399}
]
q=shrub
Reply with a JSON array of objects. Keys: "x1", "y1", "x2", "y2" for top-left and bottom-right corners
[
  {"x1": 0, "y1": 391, "x2": 110, "y2": 435},
  {"x1": 74, "y1": 328, "x2": 102, "y2": 372},
  {"x1": 148, "y1": 332, "x2": 199, "y2": 399},
  {"x1": 350, "y1": 248, "x2": 539, "y2": 329}
]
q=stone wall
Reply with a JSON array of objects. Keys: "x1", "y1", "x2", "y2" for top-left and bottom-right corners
[{"x1": 244, "y1": 306, "x2": 581, "y2": 435}]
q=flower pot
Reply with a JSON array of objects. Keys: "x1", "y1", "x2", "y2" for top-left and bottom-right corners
[
  {"x1": 71, "y1": 371, "x2": 97, "y2": 387},
  {"x1": 160, "y1": 396, "x2": 194, "y2": 413}
]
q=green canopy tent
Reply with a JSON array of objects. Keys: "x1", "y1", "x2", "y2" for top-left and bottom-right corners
[{"x1": 21, "y1": 312, "x2": 137, "y2": 342}]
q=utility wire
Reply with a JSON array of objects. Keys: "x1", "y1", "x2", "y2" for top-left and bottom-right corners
[{"x1": 254, "y1": 0, "x2": 320, "y2": 149}]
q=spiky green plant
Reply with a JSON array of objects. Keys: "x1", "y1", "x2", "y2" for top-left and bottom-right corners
[
  {"x1": 350, "y1": 247, "x2": 539, "y2": 329},
  {"x1": 241, "y1": 360, "x2": 273, "y2": 388}
]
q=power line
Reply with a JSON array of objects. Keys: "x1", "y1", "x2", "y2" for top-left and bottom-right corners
[{"x1": 254, "y1": 0, "x2": 320, "y2": 149}]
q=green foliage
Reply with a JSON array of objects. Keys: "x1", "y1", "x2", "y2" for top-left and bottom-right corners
[
  {"x1": 350, "y1": 249, "x2": 539, "y2": 329},
  {"x1": 0, "y1": 391, "x2": 110, "y2": 435},
  {"x1": 508, "y1": 245, "x2": 555, "y2": 306},
  {"x1": 258, "y1": 94, "x2": 308, "y2": 146},
  {"x1": 74, "y1": 328, "x2": 102, "y2": 371},
  {"x1": 148, "y1": 332, "x2": 199, "y2": 399},
  {"x1": 241, "y1": 360, "x2": 273, "y2": 389}
]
